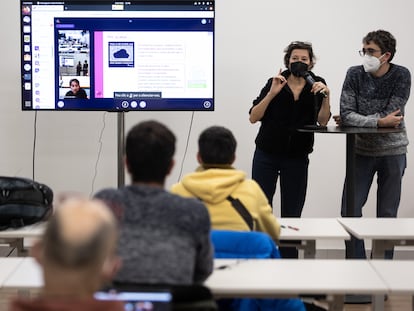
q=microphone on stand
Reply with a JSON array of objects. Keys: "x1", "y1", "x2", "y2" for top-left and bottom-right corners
[{"x1": 301, "y1": 72, "x2": 328, "y2": 98}]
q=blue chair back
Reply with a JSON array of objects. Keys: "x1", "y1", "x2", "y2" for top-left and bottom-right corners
[
  {"x1": 211, "y1": 230, "x2": 281, "y2": 259},
  {"x1": 210, "y1": 230, "x2": 306, "y2": 311}
]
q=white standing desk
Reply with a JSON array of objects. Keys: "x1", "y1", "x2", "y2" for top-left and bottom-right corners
[
  {"x1": 337, "y1": 218, "x2": 414, "y2": 259},
  {"x1": 370, "y1": 260, "x2": 414, "y2": 311},
  {"x1": 278, "y1": 218, "x2": 350, "y2": 258},
  {"x1": 0, "y1": 223, "x2": 46, "y2": 256},
  {"x1": 205, "y1": 258, "x2": 388, "y2": 311}
]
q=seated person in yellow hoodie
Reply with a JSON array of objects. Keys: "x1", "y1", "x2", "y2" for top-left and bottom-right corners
[{"x1": 171, "y1": 125, "x2": 280, "y2": 241}]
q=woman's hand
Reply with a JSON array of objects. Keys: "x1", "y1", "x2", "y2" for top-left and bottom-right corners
[
  {"x1": 268, "y1": 68, "x2": 287, "y2": 96},
  {"x1": 311, "y1": 81, "x2": 329, "y2": 97}
]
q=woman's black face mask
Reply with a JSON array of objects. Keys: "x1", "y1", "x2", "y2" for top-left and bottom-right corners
[{"x1": 290, "y1": 61, "x2": 308, "y2": 77}]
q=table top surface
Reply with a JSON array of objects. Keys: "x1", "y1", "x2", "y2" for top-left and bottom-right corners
[
  {"x1": 2, "y1": 257, "x2": 43, "y2": 288},
  {"x1": 337, "y1": 218, "x2": 414, "y2": 239},
  {"x1": 0, "y1": 258, "x2": 24, "y2": 286},
  {"x1": 0, "y1": 222, "x2": 46, "y2": 239},
  {"x1": 299, "y1": 125, "x2": 404, "y2": 134},
  {"x1": 4, "y1": 258, "x2": 409, "y2": 298},
  {"x1": 369, "y1": 260, "x2": 414, "y2": 293},
  {"x1": 205, "y1": 259, "x2": 388, "y2": 296},
  {"x1": 279, "y1": 218, "x2": 350, "y2": 240}
]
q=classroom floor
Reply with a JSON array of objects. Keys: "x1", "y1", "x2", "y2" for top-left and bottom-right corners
[
  {"x1": 344, "y1": 295, "x2": 412, "y2": 311},
  {"x1": 310, "y1": 294, "x2": 412, "y2": 311}
]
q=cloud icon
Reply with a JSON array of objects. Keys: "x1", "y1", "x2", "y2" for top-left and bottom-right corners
[{"x1": 113, "y1": 49, "x2": 130, "y2": 58}]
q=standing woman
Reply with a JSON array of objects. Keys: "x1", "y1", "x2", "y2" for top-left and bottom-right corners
[{"x1": 249, "y1": 41, "x2": 331, "y2": 257}]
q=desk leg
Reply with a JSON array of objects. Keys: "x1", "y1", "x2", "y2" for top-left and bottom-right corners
[
  {"x1": 371, "y1": 240, "x2": 389, "y2": 311},
  {"x1": 345, "y1": 134, "x2": 356, "y2": 217},
  {"x1": 372, "y1": 240, "x2": 387, "y2": 259},
  {"x1": 412, "y1": 294, "x2": 414, "y2": 311},
  {"x1": 345, "y1": 134, "x2": 358, "y2": 260},
  {"x1": 372, "y1": 240, "x2": 397, "y2": 259},
  {"x1": 9, "y1": 238, "x2": 25, "y2": 257},
  {"x1": 327, "y1": 294, "x2": 344, "y2": 311},
  {"x1": 373, "y1": 294, "x2": 385, "y2": 311}
]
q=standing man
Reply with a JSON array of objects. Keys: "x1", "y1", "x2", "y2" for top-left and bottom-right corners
[{"x1": 339, "y1": 30, "x2": 411, "y2": 259}]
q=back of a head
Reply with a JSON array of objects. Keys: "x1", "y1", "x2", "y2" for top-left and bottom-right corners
[
  {"x1": 126, "y1": 120, "x2": 176, "y2": 183},
  {"x1": 198, "y1": 126, "x2": 237, "y2": 165},
  {"x1": 42, "y1": 198, "x2": 117, "y2": 271}
]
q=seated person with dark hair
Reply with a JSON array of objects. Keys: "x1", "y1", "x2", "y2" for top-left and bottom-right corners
[
  {"x1": 9, "y1": 197, "x2": 123, "y2": 311},
  {"x1": 172, "y1": 126, "x2": 311, "y2": 311},
  {"x1": 64, "y1": 78, "x2": 88, "y2": 99},
  {"x1": 94, "y1": 120, "x2": 213, "y2": 286},
  {"x1": 171, "y1": 125, "x2": 280, "y2": 240}
]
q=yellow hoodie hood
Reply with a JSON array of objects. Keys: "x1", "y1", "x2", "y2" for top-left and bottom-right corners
[
  {"x1": 177, "y1": 167, "x2": 245, "y2": 204},
  {"x1": 171, "y1": 166, "x2": 280, "y2": 240}
]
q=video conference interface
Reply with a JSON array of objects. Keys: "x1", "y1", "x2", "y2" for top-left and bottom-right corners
[{"x1": 21, "y1": 1, "x2": 215, "y2": 111}]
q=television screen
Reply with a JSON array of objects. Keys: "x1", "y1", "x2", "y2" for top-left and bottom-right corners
[{"x1": 20, "y1": 0, "x2": 215, "y2": 111}]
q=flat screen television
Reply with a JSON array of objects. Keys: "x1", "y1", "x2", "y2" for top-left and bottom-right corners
[{"x1": 20, "y1": 0, "x2": 215, "y2": 111}]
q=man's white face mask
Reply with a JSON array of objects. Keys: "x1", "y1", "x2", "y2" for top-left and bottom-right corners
[{"x1": 362, "y1": 53, "x2": 385, "y2": 73}]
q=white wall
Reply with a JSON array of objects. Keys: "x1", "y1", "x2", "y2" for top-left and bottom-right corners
[{"x1": 1, "y1": 0, "x2": 413, "y2": 219}]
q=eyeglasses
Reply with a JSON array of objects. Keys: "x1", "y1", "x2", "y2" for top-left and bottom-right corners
[{"x1": 359, "y1": 48, "x2": 382, "y2": 56}]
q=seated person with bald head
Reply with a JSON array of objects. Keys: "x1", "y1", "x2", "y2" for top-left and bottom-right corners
[{"x1": 9, "y1": 198, "x2": 123, "y2": 311}]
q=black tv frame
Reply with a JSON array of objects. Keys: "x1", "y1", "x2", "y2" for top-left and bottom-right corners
[{"x1": 20, "y1": 0, "x2": 215, "y2": 111}]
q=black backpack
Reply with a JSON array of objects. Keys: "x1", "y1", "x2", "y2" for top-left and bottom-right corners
[{"x1": 0, "y1": 176, "x2": 53, "y2": 230}]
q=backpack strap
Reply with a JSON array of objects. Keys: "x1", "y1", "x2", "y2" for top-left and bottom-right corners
[{"x1": 226, "y1": 196, "x2": 254, "y2": 231}]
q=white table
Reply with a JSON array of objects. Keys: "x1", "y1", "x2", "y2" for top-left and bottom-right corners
[
  {"x1": 278, "y1": 218, "x2": 350, "y2": 258},
  {"x1": 337, "y1": 218, "x2": 414, "y2": 259},
  {"x1": 0, "y1": 258, "x2": 391, "y2": 311},
  {"x1": 370, "y1": 260, "x2": 414, "y2": 311},
  {"x1": 0, "y1": 258, "x2": 25, "y2": 307},
  {"x1": 0, "y1": 257, "x2": 42, "y2": 306},
  {"x1": 0, "y1": 223, "x2": 46, "y2": 256},
  {"x1": 205, "y1": 258, "x2": 388, "y2": 311},
  {"x1": 0, "y1": 258, "x2": 24, "y2": 286},
  {"x1": 2, "y1": 257, "x2": 43, "y2": 290}
]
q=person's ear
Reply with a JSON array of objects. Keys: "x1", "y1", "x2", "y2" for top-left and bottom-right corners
[
  {"x1": 166, "y1": 159, "x2": 175, "y2": 176},
  {"x1": 308, "y1": 61, "x2": 314, "y2": 71},
  {"x1": 124, "y1": 156, "x2": 130, "y2": 174},
  {"x1": 30, "y1": 240, "x2": 44, "y2": 267},
  {"x1": 230, "y1": 154, "x2": 236, "y2": 165},
  {"x1": 383, "y1": 52, "x2": 392, "y2": 62},
  {"x1": 196, "y1": 152, "x2": 203, "y2": 165},
  {"x1": 101, "y1": 256, "x2": 122, "y2": 282}
]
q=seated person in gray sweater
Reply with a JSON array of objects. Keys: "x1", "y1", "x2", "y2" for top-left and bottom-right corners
[{"x1": 94, "y1": 120, "x2": 213, "y2": 285}]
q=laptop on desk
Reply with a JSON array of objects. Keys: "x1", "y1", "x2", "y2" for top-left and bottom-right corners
[{"x1": 94, "y1": 289, "x2": 172, "y2": 311}]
